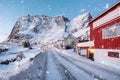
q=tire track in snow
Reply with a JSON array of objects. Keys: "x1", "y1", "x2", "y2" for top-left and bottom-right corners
[
  {"x1": 61, "y1": 53, "x2": 120, "y2": 77},
  {"x1": 55, "y1": 52, "x2": 106, "y2": 80},
  {"x1": 52, "y1": 51, "x2": 97, "y2": 80},
  {"x1": 57, "y1": 52, "x2": 120, "y2": 80},
  {"x1": 46, "y1": 52, "x2": 63, "y2": 80},
  {"x1": 41, "y1": 52, "x2": 48, "y2": 80},
  {"x1": 51, "y1": 53, "x2": 77, "y2": 80}
]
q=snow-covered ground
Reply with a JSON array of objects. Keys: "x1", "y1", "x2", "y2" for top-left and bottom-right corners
[
  {"x1": 1, "y1": 47, "x2": 120, "y2": 80},
  {"x1": 0, "y1": 45, "x2": 41, "y2": 80},
  {"x1": 0, "y1": 9, "x2": 119, "y2": 80},
  {"x1": 52, "y1": 49, "x2": 120, "y2": 80}
]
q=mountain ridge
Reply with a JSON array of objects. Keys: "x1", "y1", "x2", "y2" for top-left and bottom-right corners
[{"x1": 6, "y1": 13, "x2": 92, "y2": 47}]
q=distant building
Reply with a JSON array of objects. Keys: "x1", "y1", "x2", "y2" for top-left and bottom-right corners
[
  {"x1": 76, "y1": 41, "x2": 94, "y2": 57},
  {"x1": 64, "y1": 34, "x2": 78, "y2": 49},
  {"x1": 89, "y1": 1, "x2": 120, "y2": 67}
]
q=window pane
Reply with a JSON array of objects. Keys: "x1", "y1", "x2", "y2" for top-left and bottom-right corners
[{"x1": 103, "y1": 23, "x2": 120, "y2": 38}]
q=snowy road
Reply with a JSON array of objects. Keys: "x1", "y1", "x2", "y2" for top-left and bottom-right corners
[
  {"x1": 9, "y1": 52, "x2": 48, "y2": 80},
  {"x1": 46, "y1": 49, "x2": 120, "y2": 80},
  {"x1": 7, "y1": 49, "x2": 120, "y2": 80}
]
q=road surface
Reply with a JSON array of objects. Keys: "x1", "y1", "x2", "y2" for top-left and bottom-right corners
[{"x1": 9, "y1": 49, "x2": 120, "y2": 80}]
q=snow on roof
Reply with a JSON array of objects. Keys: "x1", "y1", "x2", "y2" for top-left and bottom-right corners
[{"x1": 77, "y1": 41, "x2": 94, "y2": 47}]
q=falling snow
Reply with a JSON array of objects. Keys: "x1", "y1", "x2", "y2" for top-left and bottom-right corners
[
  {"x1": 104, "y1": 3, "x2": 109, "y2": 9},
  {"x1": 0, "y1": 0, "x2": 119, "y2": 80},
  {"x1": 21, "y1": 0, "x2": 24, "y2": 4}
]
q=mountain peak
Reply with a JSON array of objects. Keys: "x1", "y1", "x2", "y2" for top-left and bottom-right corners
[
  {"x1": 8, "y1": 14, "x2": 69, "y2": 44},
  {"x1": 70, "y1": 12, "x2": 92, "y2": 30},
  {"x1": 66, "y1": 12, "x2": 92, "y2": 40},
  {"x1": 7, "y1": 12, "x2": 92, "y2": 46}
]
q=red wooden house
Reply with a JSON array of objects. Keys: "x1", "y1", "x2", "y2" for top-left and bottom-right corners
[{"x1": 89, "y1": 1, "x2": 120, "y2": 67}]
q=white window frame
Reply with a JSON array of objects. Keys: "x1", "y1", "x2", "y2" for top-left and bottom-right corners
[{"x1": 103, "y1": 23, "x2": 120, "y2": 39}]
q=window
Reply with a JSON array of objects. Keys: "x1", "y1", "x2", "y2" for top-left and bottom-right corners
[
  {"x1": 108, "y1": 52, "x2": 119, "y2": 58},
  {"x1": 103, "y1": 23, "x2": 120, "y2": 38}
]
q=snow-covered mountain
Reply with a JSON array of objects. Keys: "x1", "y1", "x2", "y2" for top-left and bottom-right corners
[
  {"x1": 8, "y1": 15, "x2": 69, "y2": 45},
  {"x1": 6, "y1": 12, "x2": 92, "y2": 49},
  {"x1": 68, "y1": 12, "x2": 92, "y2": 41},
  {"x1": 0, "y1": 13, "x2": 93, "y2": 79}
]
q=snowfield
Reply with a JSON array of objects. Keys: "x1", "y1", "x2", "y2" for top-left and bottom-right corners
[
  {"x1": 0, "y1": 46, "x2": 120, "y2": 80},
  {"x1": 0, "y1": 45, "x2": 41, "y2": 80}
]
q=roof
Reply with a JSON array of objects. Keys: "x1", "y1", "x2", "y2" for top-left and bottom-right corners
[
  {"x1": 77, "y1": 41, "x2": 94, "y2": 47},
  {"x1": 90, "y1": 1, "x2": 120, "y2": 23}
]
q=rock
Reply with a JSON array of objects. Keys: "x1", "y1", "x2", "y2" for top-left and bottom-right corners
[
  {"x1": 0, "y1": 48, "x2": 8, "y2": 53},
  {"x1": 1, "y1": 60, "x2": 10, "y2": 65},
  {"x1": 16, "y1": 53, "x2": 25, "y2": 61},
  {"x1": 0, "y1": 58, "x2": 17, "y2": 65}
]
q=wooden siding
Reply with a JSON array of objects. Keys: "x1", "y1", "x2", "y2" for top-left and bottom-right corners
[{"x1": 90, "y1": 2, "x2": 120, "y2": 49}]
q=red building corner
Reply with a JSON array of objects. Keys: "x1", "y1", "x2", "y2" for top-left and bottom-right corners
[{"x1": 89, "y1": 1, "x2": 120, "y2": 68}]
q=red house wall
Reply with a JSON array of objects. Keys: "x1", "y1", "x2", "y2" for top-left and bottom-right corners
[{"x1": 90, "y1": 2, "x2": 120, "y2": 49}]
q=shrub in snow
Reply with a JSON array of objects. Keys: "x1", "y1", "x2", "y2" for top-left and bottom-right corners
[
  {"x1": 16, "y1": 53, "x2": 25, "y2": 61},
  {"x1": 22, "y1": 41, "x2": 31, "y2": 49},
  {"x1": 1, "y1": 58, "x2": 16, "y2": 65},
  {"x1": 29, "y1": 58, "x2": 34, "y2": 61},
  {"x1": 0, "y1": 48, "x2": 8, "y2": 53},
  {"x1": 0, "y1": 53, "x2": 25, "y2": 65},
  {"x1": 1, "y1": 60, "x2": 10, "y2": 65}
]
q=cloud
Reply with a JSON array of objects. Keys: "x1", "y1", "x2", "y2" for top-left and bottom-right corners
[
  {"x1": 79, "y1": 8, "x2": 85, "y2": 13},
  {"x1": 104, "y1": 3, "x2": 109, "y2": 9}
]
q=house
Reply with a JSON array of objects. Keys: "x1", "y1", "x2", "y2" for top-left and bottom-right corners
[
  {"x1": 64, "y1": 34, "x2": 78, "y2": 49},
  {"x1": 76, "y1": 41, "x2": 94, "y2": 58},
  {"x1": 89, "y1": 1, "x2": 120, "y2": 67}
]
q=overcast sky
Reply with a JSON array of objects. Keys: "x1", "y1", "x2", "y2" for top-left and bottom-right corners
[{"x1": 0, "y1": 0, "x2": 119, "y2": 42}]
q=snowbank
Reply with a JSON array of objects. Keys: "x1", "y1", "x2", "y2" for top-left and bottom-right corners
[{"x1": 0, "y1": 45, "x2": 41, "y2": 80}]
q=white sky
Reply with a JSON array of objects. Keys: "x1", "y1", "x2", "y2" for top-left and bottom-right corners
[{"x1": 0, "y1": 34, "x2": 7, "y2": 42}]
